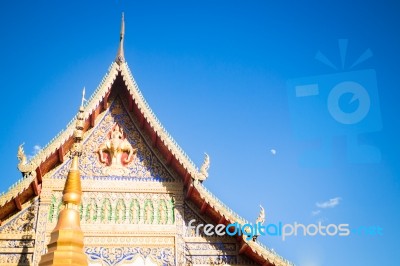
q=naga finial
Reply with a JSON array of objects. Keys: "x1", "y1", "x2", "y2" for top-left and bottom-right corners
[
  {"x1": 253, "y1": 204, "x2": 265, "y2": 241},
  {"x1": 17, "y1": 143, "x2": 27, "y2": 165},
  {"x1": 200, "y1": 153, "x2": 210, "y2": 176},
  {"x1": 195, "y1": 153, "x2": 210, "y2": 181},
  {"x1": 255, "y1": 205, "x2": 265, "y2": 225},
  {"x1": 17, "y1": 143, "x2": 37, "y2": 177}
]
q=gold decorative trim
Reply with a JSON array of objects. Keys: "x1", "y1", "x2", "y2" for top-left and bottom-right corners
[
  {"x1": 44, "y1": 179, "x2": 183, "y2": 194},
  {"x1": 44, "y1": 225, "x2": 178, "y2": 235},
  {"x1": 183, "y1": 237, "x2": 237, "y2": 243},
  {"x1": 0, "y1": 248, "x2": 34, "y2": 253},
  {"x1": 84, "y1": 236, "x2": 174, "y2": 246},
  {"x1": 0, "y1": 175, "x2": 34, "y2": 206}
]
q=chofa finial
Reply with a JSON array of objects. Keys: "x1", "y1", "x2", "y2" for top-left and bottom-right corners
[
  {"x1": 194, "y1": 153, "x2": 210, "y2": 182},
  {"x1": 116, "y1": 12, "x2": 125, "y2": 64},
  {"x1": 16, "y1": 143, "x2": 37, "y2": 178},
  {"x1": 17, "y1": 143, "x2": 26, "y2": 163},
  {"x1": 252, "y1": 205, "x2": 265, "y2": 241},
  {"x1": 200, "y1": 153, "x2": 210, "y2": 177},
  {"x1": 256, "y1": 205, "x2": 265, "y2": 225}
]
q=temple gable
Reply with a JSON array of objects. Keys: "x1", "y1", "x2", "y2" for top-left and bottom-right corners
[
  {"x1": 0, "y1": 15, "x2": 292, "y2": 266},
  {"x1": 49, "y1": 96, "x2": 176, "y2": 182}
]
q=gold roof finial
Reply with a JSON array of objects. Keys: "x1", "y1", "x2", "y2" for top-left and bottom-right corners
[
  {"x1": 39, "y1": 95, "x2": 88, "y2": 266},
  {"x1": 17, "y1": 143, "x2": 37, "y2": 177},
  {"x1": 116, "y1": 12, "x2": 125, "y2": 64}
]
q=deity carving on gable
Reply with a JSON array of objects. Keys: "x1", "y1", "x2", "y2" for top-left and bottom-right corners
[{"x1": 97, "y1": 124, "x2": 137, "y2": 174}]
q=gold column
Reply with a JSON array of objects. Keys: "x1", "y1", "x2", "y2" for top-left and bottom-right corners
[{"x1": 39, "y1": 105, "x2": 88, "y2": 266}]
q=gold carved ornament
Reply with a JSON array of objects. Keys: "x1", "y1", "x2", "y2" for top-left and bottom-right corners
[
  {"x1": 194, "y1": 153, "x2": 210, "y2": 182},
  {"x1": 97, "y1": 124, "x2": 136, "y2": 171},
  {"x1": 17, "y1": 143, "x2": 37, "y2": 178}
]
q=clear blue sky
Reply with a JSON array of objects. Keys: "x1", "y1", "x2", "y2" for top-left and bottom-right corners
[{"x1": 1, "y1": 1, "x2": 399, "y2": 265}]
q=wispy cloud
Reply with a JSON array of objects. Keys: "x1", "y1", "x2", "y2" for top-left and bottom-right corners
[
  {"x1": 311, "y1": 210, "x2": 321, "y2": 216},
  {"x1": 27, "y1": 144, "x2": 42, "y2": 160},
  {"x1": 33, "y1": 145, "x2": 42, "y2": 154},
  {"x1": 316, "y1": 217, "x2": 329, "y2": 224},
  {"x1": 316, "y1": 197, "x2": 341, "y2": 209}
]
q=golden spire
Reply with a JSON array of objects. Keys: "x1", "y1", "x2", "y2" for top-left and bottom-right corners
[
  {"x1": 116, "y1": 12, "x2": 125, "y2": 64},
  {"x1": 39, "y1": 89, "x2": 88, "y2": 266}
]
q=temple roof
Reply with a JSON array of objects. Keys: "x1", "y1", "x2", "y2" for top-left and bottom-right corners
[{"x1": 0, "y1": 15, "x2": 293, "y2": 266}]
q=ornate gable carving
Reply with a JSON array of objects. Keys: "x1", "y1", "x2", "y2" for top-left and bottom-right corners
[
  {"x1": 85, "y1": 247, "x2": 175, "y2": 266},
  {"x1": 0, "y1": 199, "x2": 38, "y2": 235},
  {"x1": 47, "y1": 191, "x2": 175, "y2": 226},
  {"x1": 49, "y1": 97, "x2": 175, "y2": 181},
  {"x1": 0, "y1": 200, "x2": 38, "y2": 266},
  {"x1": 97, "y1": 123, "x2": 137, "y2": 173}
]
